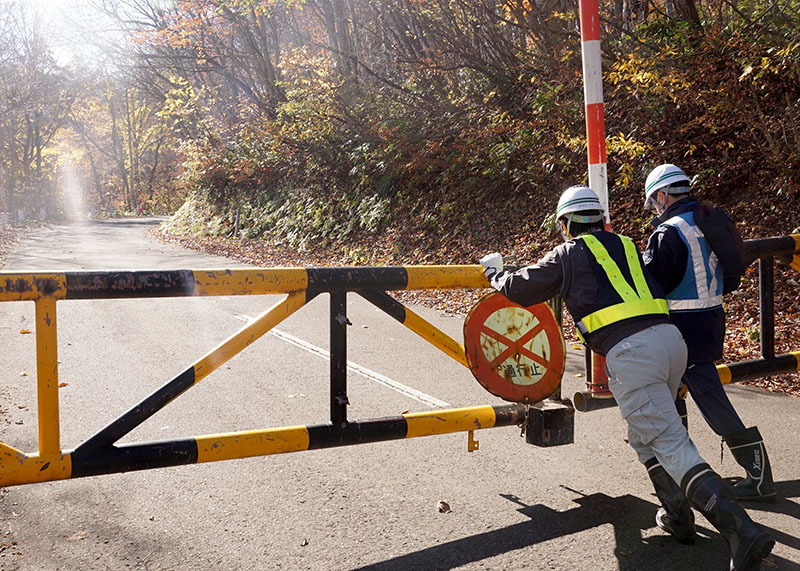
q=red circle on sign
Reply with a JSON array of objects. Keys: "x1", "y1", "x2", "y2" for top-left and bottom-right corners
[{"x1": 464, "y1": 292, "x2": 566, "y2": 404}]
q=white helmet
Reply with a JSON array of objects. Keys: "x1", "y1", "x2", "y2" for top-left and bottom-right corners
[
  {"x1": 556, "y1": 185, "x2": 605, "y2": 223},
  {"x1": 644, "y1": 164, "x2": 690, "y2": 209}
]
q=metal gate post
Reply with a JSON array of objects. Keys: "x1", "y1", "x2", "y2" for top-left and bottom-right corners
[
  {"x1": 549, "y1": 295, "x2": 563, "y2": 400},
  {"x1": 759, "y1": 257, "x2": 775, "y2": 359},
  {"x1": 35, "y1": 296, "x2": 61, "y2": 456},
  {"x1": 330, "y1": 289, "x2": 349, "y2": 425}
]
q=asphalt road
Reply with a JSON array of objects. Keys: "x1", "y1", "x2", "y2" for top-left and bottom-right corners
[{"x1": 0, "y1": 218, "x2": 797, "y2": 570}]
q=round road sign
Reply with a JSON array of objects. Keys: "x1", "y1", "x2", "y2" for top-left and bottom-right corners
[{"x1": 464, "y1": 292, "x2": 566, "y2": 404}]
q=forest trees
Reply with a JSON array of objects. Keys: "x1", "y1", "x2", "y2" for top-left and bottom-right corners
[
  {"x1": 117, "y1": 0, "x2": 726, "y2": 242},
  {"x1": 0, "y1": 3, "x2": 73, "y2": 221},
  {"x1": 67, "y1": 74, "x2": 178, "y2": 215},
  {"x1": 0, "y1": 1, "x2": 185, "y2": 221},
  {"x1": 1, "y1": 0, "x2": 796, "y2": 231}
]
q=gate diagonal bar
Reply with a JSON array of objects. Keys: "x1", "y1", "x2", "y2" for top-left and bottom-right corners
[
  {"x1": 0, "y1": 264, "x2": 530, "y2": 487},
  {"x1": 1, "y1": 234, "x2": 798, "y2": 486}
]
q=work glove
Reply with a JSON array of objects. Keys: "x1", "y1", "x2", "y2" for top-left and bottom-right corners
[{"x1": 480, "y1": 252, "x2": 503, "y2": 280}]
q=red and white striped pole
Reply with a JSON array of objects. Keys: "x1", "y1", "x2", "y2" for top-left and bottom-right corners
[
  {"x1": 578, "y1": 0, "x2": 612, "y2": 397},
  {"x1": 579, "y1": 0, "x2": 609, "y2": 229}
]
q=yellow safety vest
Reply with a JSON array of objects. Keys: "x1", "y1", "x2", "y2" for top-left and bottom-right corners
[{"x1": 575, "y1": 234, "x2": 669, "y2": 340}]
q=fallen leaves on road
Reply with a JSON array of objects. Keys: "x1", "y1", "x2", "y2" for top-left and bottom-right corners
[
  {"x1": 67, "y1": 531, "x2": 87, "y2": 541},
  {"x1": 0, "y1": 225, "x2": 25, "y2": 266}
]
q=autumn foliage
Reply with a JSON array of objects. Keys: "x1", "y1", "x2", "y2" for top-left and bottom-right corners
[
  {"x1": 129, "y1": 1, "x2": 799, "y2": 252},
  {"x1": 139, "y1": 0, "x2": 799, "y2": 390}
]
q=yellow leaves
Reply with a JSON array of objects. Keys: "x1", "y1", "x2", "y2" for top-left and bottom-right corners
[
  {"x1": 19, "y1": 329, "x2": 31, "y2": 334},
  {"x1": 607, "y1": 52, "x2": 691, "y2": 101},
  {"x1": 607, "y1": 132, "x2": 650, "y2": 160},
  {"x1": 502, "y1": 0, "x2": 534, "y2": 23},
  {"x1": 158, "y1": 77, "x2": 205, "y2": 125},
  {"x1": 739, "y1": 64, "x2": 753, "y2": 81},
  {"x1": 616, "y1": 162, "x2": 635, "y2": 190}
]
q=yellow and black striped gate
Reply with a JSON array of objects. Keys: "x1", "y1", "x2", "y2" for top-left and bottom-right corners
[
  {"x1": 1, "y1": 233, "x2": 798, "y2": 487},
  {"x1": 0, "y1": 265, "x2": 529, "y2": 487}
]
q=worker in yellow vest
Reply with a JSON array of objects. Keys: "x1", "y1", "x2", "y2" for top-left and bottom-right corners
[{"x1": 480, "y1": 185, "x2": 772, "y2": 571}]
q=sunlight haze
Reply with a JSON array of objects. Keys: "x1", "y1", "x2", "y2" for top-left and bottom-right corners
[{"x1": 28, "y1": 0, "x2": 122, "y2": 66}]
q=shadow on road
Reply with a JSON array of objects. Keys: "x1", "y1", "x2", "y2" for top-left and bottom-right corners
[
  {"x1": 84, "y1": 217, "x2": 166, "y2": 227},
  {"x1": 723, "y1": 478, "x2": 800, "y2": 563},
  {"x1": 352, "y1": 486, "x2": 800, "y2": 571}
]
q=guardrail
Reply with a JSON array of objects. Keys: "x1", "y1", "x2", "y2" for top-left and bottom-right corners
[
  {"x1": 0, "y1": 266, "x2": 531, "y2": 487},
  {"x1": 575, "y1": 234, "x2": 800, "y2": 411}
]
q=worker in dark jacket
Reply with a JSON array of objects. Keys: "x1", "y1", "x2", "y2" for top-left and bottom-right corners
[
  {"x1": 642, "y1": 164, "x2": 775, "y2": 503},
  {"x1": 481, "y1": 185, "x2": 773, "y2": 570}
]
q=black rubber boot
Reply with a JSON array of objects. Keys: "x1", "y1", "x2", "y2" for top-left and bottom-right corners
[
  {"x1": 724, "y1": 426, "x2": 776, "y2": 503},
  {"x1": 646, "y1": 458, "x2": 696, "y2": 544},
  {"x1": 682, "y1": 464, "x2": 774, "y2": 571}
]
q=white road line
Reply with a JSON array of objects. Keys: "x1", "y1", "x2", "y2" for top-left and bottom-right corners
[{"x1": 231, "y1": 313, "x2": 452, "y2": 409}]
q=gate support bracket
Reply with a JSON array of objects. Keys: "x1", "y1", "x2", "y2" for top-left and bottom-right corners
[
  {"x1": 525, "y1": 398, "x2": 575, "y2": 447},
  {"x1": 467, "y1": 430, "x2": 479, "y2": 452}
]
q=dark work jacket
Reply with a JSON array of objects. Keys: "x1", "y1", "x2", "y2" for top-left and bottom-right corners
[
  {"x1": 490, "y1": 230, "x2": 669, "y2": 356},
  {"x1": 642, "y1": 197, "x2": 725, "y2": 363}
]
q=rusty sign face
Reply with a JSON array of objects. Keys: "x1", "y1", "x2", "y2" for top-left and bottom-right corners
[{"x1": 464, "y1": 292, "x2": 566, "y2": 404}]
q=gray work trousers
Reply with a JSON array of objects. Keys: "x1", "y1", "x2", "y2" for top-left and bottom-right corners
[{"x1": 605, "y1": 323, "x2": 704, "y2": 486}]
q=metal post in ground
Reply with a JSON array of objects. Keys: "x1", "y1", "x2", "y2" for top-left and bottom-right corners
[
  {"x1": 759, "y1": 257, "x2": 775, "y2": 359},
  {"x1": 330, "y1": 289, "x2": 349, "y2": 425}
]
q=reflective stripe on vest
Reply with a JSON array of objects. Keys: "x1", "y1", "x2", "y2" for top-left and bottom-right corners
[
  {"x1": 662, "y1": 214, "x2": 722, "y2": 311},
  {"x1": 575, "y1": 234, "x2": 669, "y2": 338}
]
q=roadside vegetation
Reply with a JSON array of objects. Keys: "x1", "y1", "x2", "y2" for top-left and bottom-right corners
[
  {"x1": 0, "y1": 226, "x2": 24, "y2": 266},
  {"x1": 0, "y1": 0, "x2": 797, "y2": 390}
]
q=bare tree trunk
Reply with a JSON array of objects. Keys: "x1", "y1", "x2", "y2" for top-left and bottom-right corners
[
  {"x1": 673, "y1": 0, "x2": 701, "y2": 28},
  {"x1": 125, "y1": 88, "x2": 138, "y2": 211},
  {"x1": 146, "y1": 138, "x2": 163, "y2": 209},
  {"x1": 109, "y1": 97, "x2": 130, "y2": 212},
  {"x1": 318, "y1": 0, "x2": 353, "y2": 78},
  {"x1": 7, "y1": 113, "x2": 17, "y2": 218},
  {"x1": 22, "y1": 112, "x2": 33, "y2": 214},
  {"x1": 335, "y1": 0, "x2": 352, "y2": 76},
  {"x1": 614, "y1": 0, "x2": 624, "y2": 27},
  {"x1": 34, "y1": 116, "x2": 42, "y2": 214},
  {"x1": 87, "y1": 151, "x2": 103, "y2": 211},
  {"x1": 346, "y1": 0, "x2": 361, "y2": 77}
]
